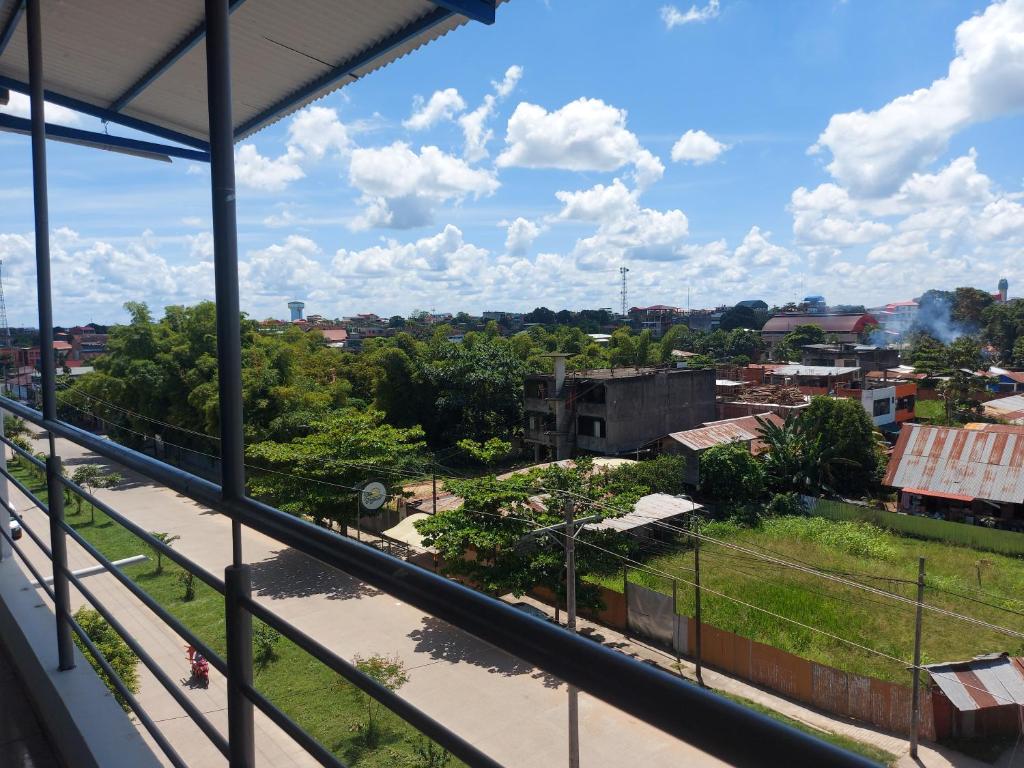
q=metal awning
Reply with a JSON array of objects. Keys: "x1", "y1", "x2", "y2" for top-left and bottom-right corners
[
  {"x1": 0, "y1": 0, "x2": 496, "y2": 148},
  {"x1": 925, "y1": 654, "x2": 1024, "y2": 712},
  {"x1": 903, "y1": 488, "x2": 974, "y2": 503}
]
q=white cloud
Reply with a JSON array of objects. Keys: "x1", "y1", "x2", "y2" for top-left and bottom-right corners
[
  {"x1": 235, "y1": 106, "x2": 350, "y2": 192},
  {"x1": 504, "y1": 217, "x2": 540, "y2": 255},
  {"x1": 287, "y1": 106, "x2": 351, "y2": 160},
  {"x1": 493, "y1": 65, "x2": 523, "y2": 98},
  {"x1": 790, "y1": 183, "x2": 892, "y2": 246},
  {"x1": 180, "y1": 216, "x2": 204, "y2": 228},
  {"x1": 556, "y1": 179, "x2": 688, "y2": 266},
  {"x1": 661, "y1": 0, "x2": 720, "y2": 29},
  {"x1": 733, "y1": 226, "x2": 796, "y2": 267},
  {"x1": 459, "y1": 65, "x2": 524, "y2": 162},
  {"x1": 810, "y1": 0, "x2": 1024, "y2": 196},
  {"x1": 348, "y1": 143, "x2": 499, "y2": 229},
  {"x1": 1, "y1": 92, "x2": 83, "y2": 126},
  {"x1": 670, "y1": 129, "x2": 729, "y2": 165},
  {"x1": 497, "y1": 98, "x2": 664, "y2": 188},
  {"x1": 234, "y1": 144, "x2": 306, "y2": 192},
  {"x1": 403, "y1": 88, "x2": 467, "y2": 131}
]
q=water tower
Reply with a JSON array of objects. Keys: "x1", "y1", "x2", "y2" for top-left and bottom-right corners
[
  {"x1": 998, "y1": 278, "x2": 1008, "y2": 303},
  {"x1": 287, "y1": 301, "x2": 305, "y2": 321}
]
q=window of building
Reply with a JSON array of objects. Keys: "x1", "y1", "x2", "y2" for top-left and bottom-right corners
[
  {"x1": 577, "y1": 415, "x2": 606, "y2": 438},
  {"x1": 526, "y1": 381, "x2": 548, "y2": 399},
  {"x1": 578, "y1": 384, "x2": 606, "y2": 404},
  {"x1": 873, "y1": 397, "x2": 892, "y2": 417},
  {"x1": 896, "y1": 395, "x2": 915, "y2": 412}
]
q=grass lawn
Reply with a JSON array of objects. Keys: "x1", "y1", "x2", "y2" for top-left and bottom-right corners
[
  {"x1": 589, "y1": 515, "x2": 1024, "y2": 682},
  {"x1": 10, "y1": 460, "x2": 462, "y2": 767},
  {"x1": 914, "y1": 398, "x2": 964, "y2": 426}
]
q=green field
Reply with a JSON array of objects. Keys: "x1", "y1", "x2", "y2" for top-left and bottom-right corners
[
  {"x1": 9, "y1": 460, "x2": 460, "y2": 768},
  {"x1": 590, "y1": 515, "x2": 1024, "y2": 682}
]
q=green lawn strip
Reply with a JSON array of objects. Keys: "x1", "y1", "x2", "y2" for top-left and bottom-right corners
[
  {"x1": 587, "y1": 515, "x2": 1024, "y2": 682},
  {"x1": 714, "y1": 689, "x2": 898, "y2": 767},
  {"x1": 10, "y1": 462, "x2": 462, "y2": 767}
]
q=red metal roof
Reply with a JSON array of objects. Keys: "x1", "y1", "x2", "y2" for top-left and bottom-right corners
[
  {"x1": 884, "y1": 424, "x2": 1024, "y2": 504},
  {"x1": 761, "y1": 313, "x2": 878, "y2": 335}
]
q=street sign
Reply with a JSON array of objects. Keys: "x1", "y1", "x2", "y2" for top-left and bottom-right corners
[{"x1": 360, "y1": 481, "x2": 387, "y2": 511}]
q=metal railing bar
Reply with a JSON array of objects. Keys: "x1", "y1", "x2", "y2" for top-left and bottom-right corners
[
  {"x1": 63, "y1": 607, "x2": 191, "y2": 768},
  {"x1": 57, "y1": 558, "x2": 231, "y2": 758},
  {"x1": 1, "y1": 525, "x2": 56, "y2": 602},
  {"x1": 0, "y1": 433, "x2": 46, "y2": 469},
  {"x1": 240, "y1": 594, "x2": 503, "y2": 768},
  {"x1": 0, "y1": 399, "x2": 877, "y2": 767},
  {"x1": 0, "y1": 493, "x2": 52, "y2": 559},
  {"x1": 0, "y1": 463, "x2": 51, "y2": 517},
  {"x1": 57, "y1": 518, "x2": 227, "y2": 675},
  {"x1": 2, "y1": 511, "x2": 192, "y2": 768},
  {"x1": 240, "y1": 681, "x2": 347, "y2": 768},
  {"x1": 56, "y1": 473, "x2": 225, "y2": 594},
  {"x1": 0, "y1": 430, "x2": 224, "y2": 593}
]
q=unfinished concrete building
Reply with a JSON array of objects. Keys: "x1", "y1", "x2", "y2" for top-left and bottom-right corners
[{"x1": 523, "y1": 355, "x2": 716, "y2": 460}]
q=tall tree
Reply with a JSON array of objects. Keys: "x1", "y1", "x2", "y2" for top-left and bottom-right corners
[{"x1": 247, "y1": 408, "x2": 426, "y2": 529}]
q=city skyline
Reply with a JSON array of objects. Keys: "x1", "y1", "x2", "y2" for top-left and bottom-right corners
[{"x1": 1, "y1": 0, "x2": 1023, "y2": 325}]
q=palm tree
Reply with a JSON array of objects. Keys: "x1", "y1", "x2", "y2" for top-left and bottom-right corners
[{"x1": 756, "y1": 415, "x2": 856, "y2": 498}]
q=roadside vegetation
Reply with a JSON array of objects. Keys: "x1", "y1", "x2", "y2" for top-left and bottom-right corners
[{"x1": 10, "y1": 460, "x2": 460, "y2": 767}]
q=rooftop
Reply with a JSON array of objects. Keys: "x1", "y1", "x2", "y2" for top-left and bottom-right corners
[{"x1": 761, "y1": 314, "x2": 877, "y2": 334}]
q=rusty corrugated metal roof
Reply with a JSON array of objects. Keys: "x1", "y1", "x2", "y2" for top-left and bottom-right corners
[
  {"x1": 666, "y1": 422, "x2": 756, "y2": 452},
  {"x1": 925, "y1": 654, "x2": 1024, "y2": 712},
  {"x1": 884, "y1": 424, "x2": 1024, "y2": 504}
]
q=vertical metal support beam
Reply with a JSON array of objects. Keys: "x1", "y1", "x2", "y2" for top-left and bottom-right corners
[
  {"x1": 46, "y1": 454, "x2": 75, "y2": 670},
  {"x1": 0, "y1": 408, "x2": 9, "y2": 561},
  {"x1": 672, "y1": 579, "x2": 679, "y2": 664},
  {"x1": 910, "y1": 556, "x2": 925, "y2": 758},
  {"x1": 204, "y1": 0, "x2": 245, "y2": 565},
  {"x1": 26, "y1": 0, "x2": 55, "y2": 425},
  {"x1": 225, "y1": 564, "x2": 255, "y2": 768},
  {"x1": 622, "y1": 562, "x2": 629, "y2": 633}
]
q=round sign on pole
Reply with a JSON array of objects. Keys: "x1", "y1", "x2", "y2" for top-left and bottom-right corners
[{"x1": 360, "y1": 481, "x2": 387, "y2": 511}]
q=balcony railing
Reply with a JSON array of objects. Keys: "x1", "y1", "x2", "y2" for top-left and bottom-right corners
[{"x1": 0, "y1": 394, "x2": 878, "y2": 768}]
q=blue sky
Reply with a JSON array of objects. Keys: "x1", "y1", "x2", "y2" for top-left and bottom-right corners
[{"x1": 2, "y1": 0, "x2": 1024, "y2": 325}]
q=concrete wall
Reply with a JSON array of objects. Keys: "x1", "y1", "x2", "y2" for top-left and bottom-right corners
[{"x1": 601, "y1": 369, "x2": 716, "y2": 454}]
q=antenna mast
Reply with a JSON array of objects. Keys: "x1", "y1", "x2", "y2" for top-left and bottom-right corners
[
  {"x1": 619, "y1": 266, "x2": 629, "y2": 317},
  {"x1": 0, "y1": 260, "x2": 10, "y2": 349}
]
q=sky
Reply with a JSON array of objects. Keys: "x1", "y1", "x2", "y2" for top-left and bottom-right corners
[{"x1": 2, "y1": 0, "x2": 1024, "y2": 326}]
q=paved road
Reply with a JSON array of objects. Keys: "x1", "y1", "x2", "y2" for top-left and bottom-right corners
[{"x1": 12, "y1": 434, "x2": 725, "y2": 768}]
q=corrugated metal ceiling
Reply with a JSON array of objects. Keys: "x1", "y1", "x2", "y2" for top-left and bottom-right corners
[{"x1": 0, "y1": 0, "x2": 482, "y2": 143}]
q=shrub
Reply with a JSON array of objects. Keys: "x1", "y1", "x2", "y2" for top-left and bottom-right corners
[
  {"x1": 765, "y1": 493, "x2": 805, "y2": 518},
  {"x1": 253, "y1": 621, "x2": 281, "y2": 670},
  {"x1": 72, "y1": 607, "x2": 139, "y2": 711},
  {"x1": 354, "y1": 653, "x2": 409, "y2": 746},
  {"x1": 177, "y1": 569, "x2": 196, "y2": 601},
  {"x1": 760, "y1": 516, "x2": 896, "y2": 561}
]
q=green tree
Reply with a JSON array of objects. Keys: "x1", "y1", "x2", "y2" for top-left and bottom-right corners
[
  {"x1": 1013, "y1": 337, "x2": 1024, "y2": 367},
  {"x1": 71, "y1": 465, "x2": 122, "y2": 524},
  {"x1": 774, "y1": 324, "x2": 825, "y2": 362},
  {"x1": 457, "y1": 437, "x2": 512, "y2": 468},
  {"x1": 719, "y1": 304, "x2": 759, "y2": 331},
  {"x1": 798, "y1": 397, "x2": 879, "y2": 496},
  {"x1": 951, "y1": 287, "x2": 994, "y2": 330},
  {"x1": 946, "y1": 336, "x2": 983, "y2": 372},
  {"x1": 253, "y1": 621, "x2": 282, "y2": 671},
  {"x1": 758, "y1": 416, "x2": 853, "y2": 497},
  {"x1": 247, "y1": 408, "x2": 425, "y2": 530},
  {"x1": 938, "y1": 371, "x2": 985, "y2": 423},
  {"x1": 908, "y1": 333, "x2": 948, "y2": 375},
  {"x1": 353, "y1": 654, "x2": 409, "y2": 746},
  {"x1": 699, "y1": 443, "x2": 765, "y2": 509},
  {"x1": 72, "y1": 607, "x2": 139, "y2": 711},
  {"x1": 148, "y1": 531, "x2": 180, "y2": 574}
]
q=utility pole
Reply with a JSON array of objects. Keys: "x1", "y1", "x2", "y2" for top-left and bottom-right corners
[
  {"x1": 619, "y1": 266, "x2": 629, "y2": 318},
  {"x1": 564, "y1": 497, "x2": 579, "y2": 768},
  {"x1": 519, "y1": 501, "x2": 600, "y2": 768},
  {"x1": 432, "y1": 471, "x2": 437, "y2": 516},
  {"x1": 910, "y1": 557, "x2": 925, "y2": 758},
  {"x1": 693, "y1": 517, "x2": 704, "y2": 687}
]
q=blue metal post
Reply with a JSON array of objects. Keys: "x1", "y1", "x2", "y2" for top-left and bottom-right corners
[
  {"x1": 224, "y1": 564, "x2": 255, "y2": 768},
  {"x1": 27, "y1": 0, "x2": 74, "y2": 673},
  {"x1": 204, "y1": 0, "x2": 245, "y2": 567}
]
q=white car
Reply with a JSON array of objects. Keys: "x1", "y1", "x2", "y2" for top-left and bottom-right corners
[{"x1": 8, "y1": 512, "x2": 22, "y2": 541}]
